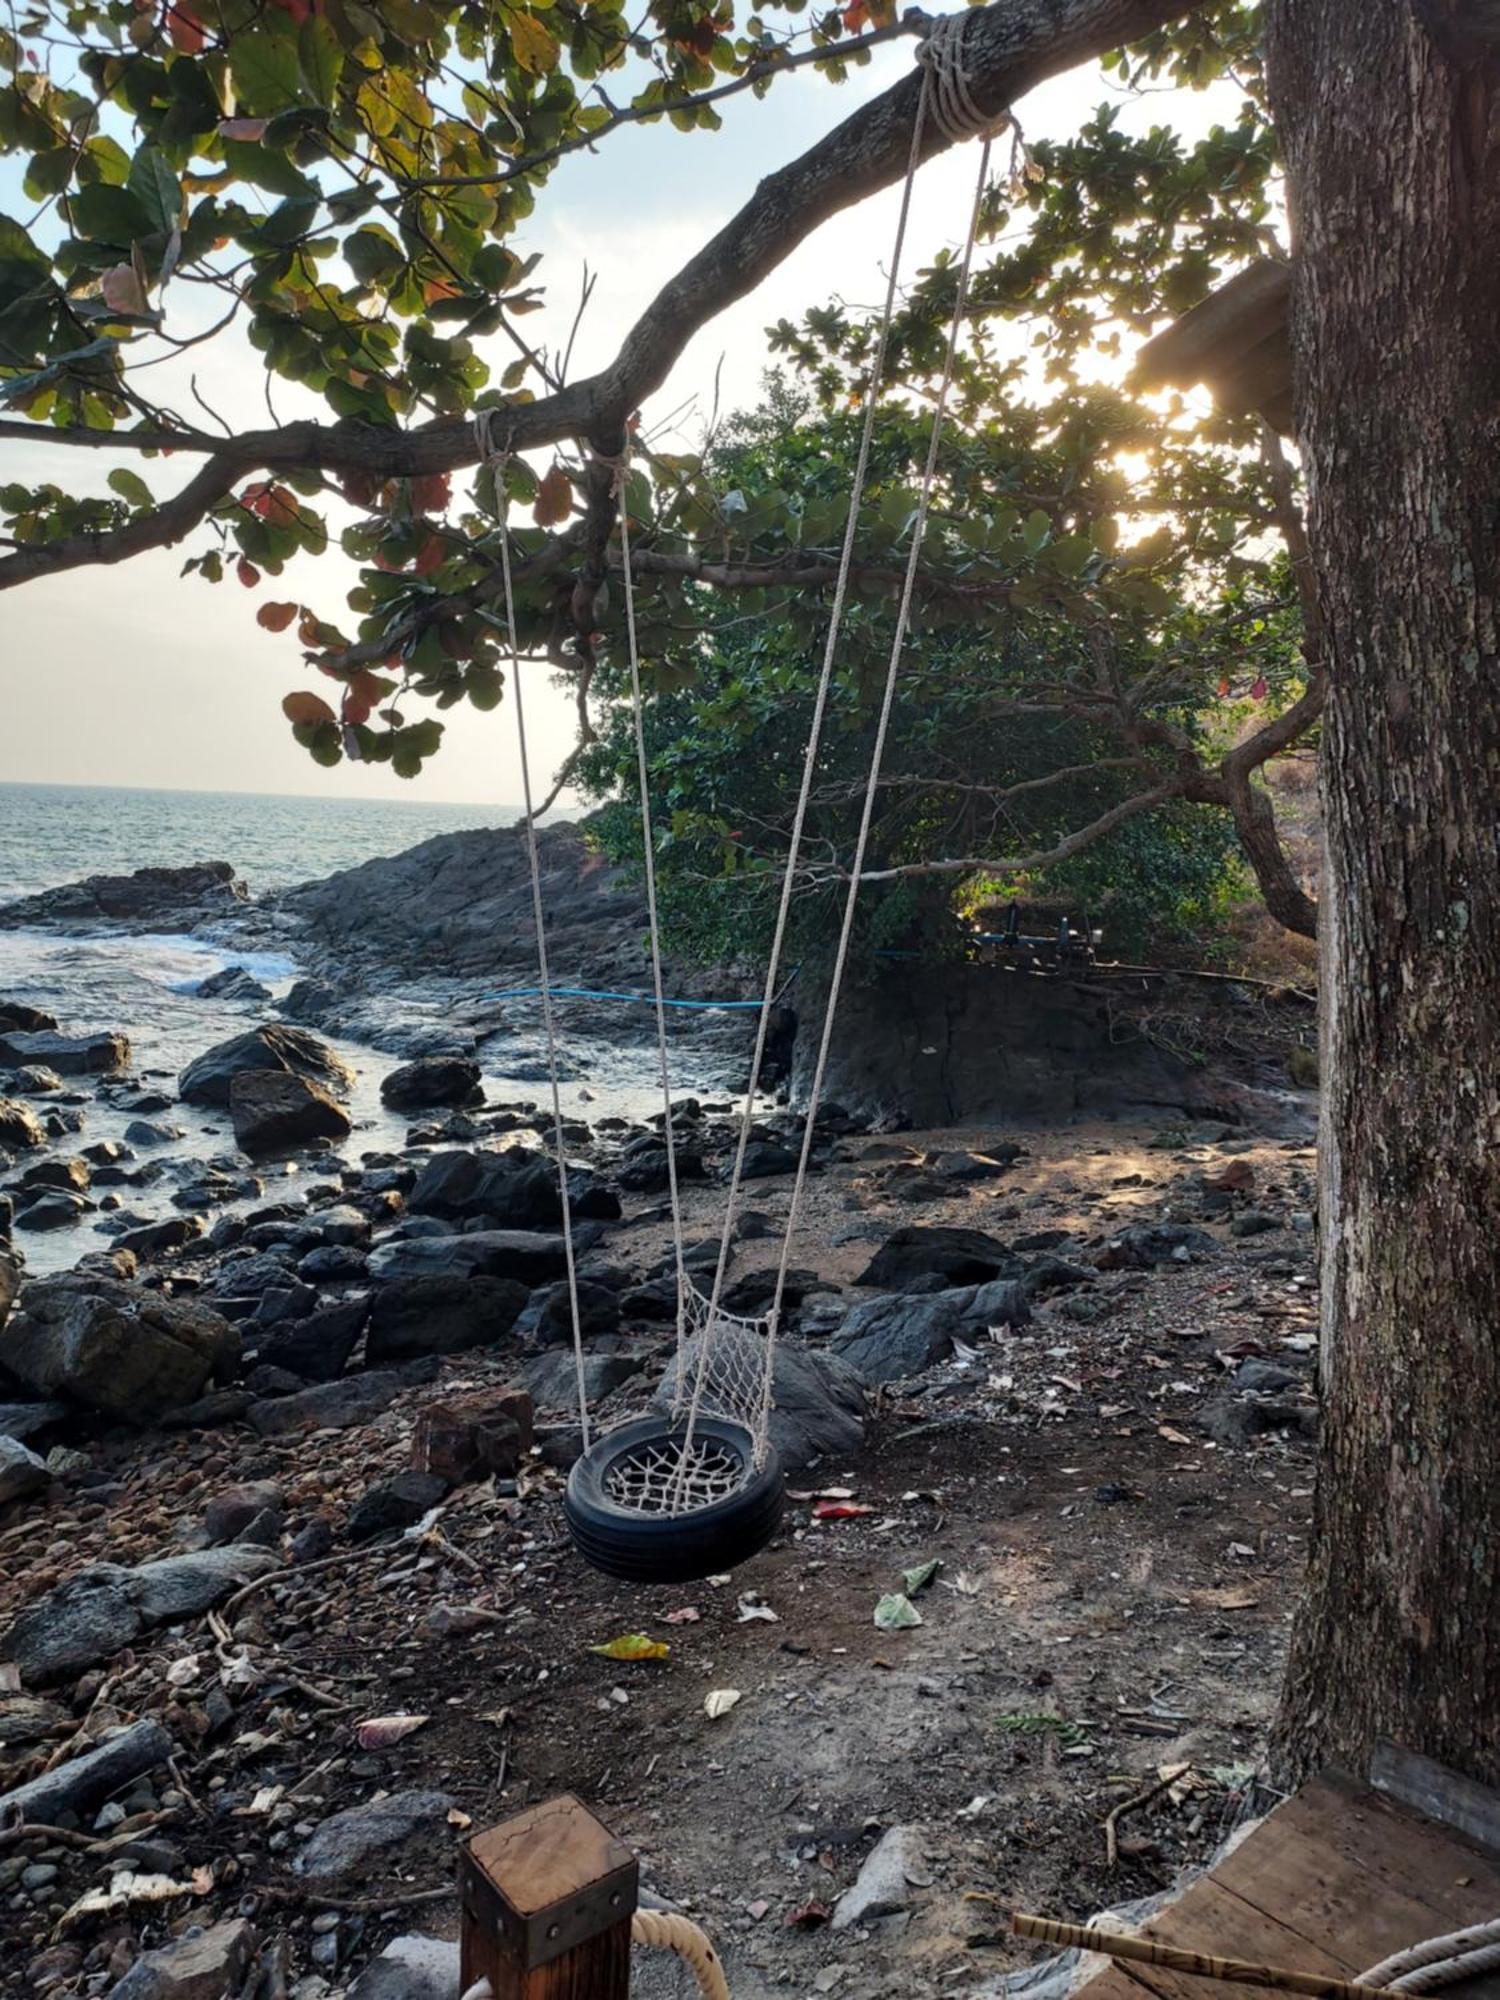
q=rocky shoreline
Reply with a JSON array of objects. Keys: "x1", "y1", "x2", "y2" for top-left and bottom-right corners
[{"x1": 0, "y1": 826, "x2": 1322, "y2": 2000}]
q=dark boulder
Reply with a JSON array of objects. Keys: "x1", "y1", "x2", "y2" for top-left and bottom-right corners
[
  {"x1": 381, "y1": 1056, "x2": 483, "y2": 1111},
  {"x1": 114, "y1": 1215, "x2": 204, "y2": 1259},
  {"x1": 180, "y1": 1023, "x2": 353, "y2": 1109},
  {"x1": 14, "y1": 1191, "x2": 89, "y2": 1231},
  {"x1": 256, "y1": 1295, "x2": 369, "y2": 1381},
  {"x1": 347, "y1": 1471, "x2": 449, "y2": 1541},
  {"x1": 654, "y1": 1339, "x2": 865, "y2": 1470},
  {"x1": 0, "y1": 1276, "x2": 240, "y2": 1422},
  {"x1": 0, "y1": 861, "x2": 244, "y2": 931},
  {"x1": 830, "y1": 1276, "x2": 1031, "y2": 1384},
  {"x1": 0, "y1": 1098, "x2": 46, "y2": 1151},
  {"x1": 524, "y1": 1278, "x2": 620, "y2": 1348},
  {"x1": 0, "y1": 1029, "x2": 130, "y2": 1076},
  {"x1": 196, "y1": 965, "x2": 272, "y2": 1003},
  {"x1": 516, "y1": 1349, "x2": 641, "y2": 1412},
  {"x1": 0, "y1": 1002, "x2": 58, "y2": 1034},
  {"x1": 367, "y1": 1228, "x2": 576, "y2": 1287},
  {"x1": 408, "y1": 1147, "x2": 619, "y2": 1227},
  {"x1": 365, "y1": 1275, "x2": 528, "y2": 1362},
  {"x1": 1095, "y1": 1222, "x2": 1218, "y2": 1269},
  {"x1": 230, "y1": 1070, "x2": 352, "y2": 1155},
  {"x1": 857, "y1": 1225, "x2": 1023, "y2": 1291}
]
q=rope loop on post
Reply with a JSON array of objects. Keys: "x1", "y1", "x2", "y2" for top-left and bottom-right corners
[{"x1": 915, "y1": 9, "x2": 1011, "y2": 145}]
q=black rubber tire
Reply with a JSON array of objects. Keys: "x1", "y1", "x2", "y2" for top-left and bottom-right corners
[{"x1": 564, "y1": 1416, "x2": 785, "y2": 1584}]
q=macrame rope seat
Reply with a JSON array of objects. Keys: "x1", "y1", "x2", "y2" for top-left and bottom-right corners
[{"x1": 473, "y1": 15, "x2": 1007, "y2": 1572}]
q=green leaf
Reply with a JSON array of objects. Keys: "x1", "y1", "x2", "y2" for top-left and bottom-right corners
[
  {"x1": 107, "y1": 468, "x2": 153, "y2": 508},
  {"x1": 299, "y1": 16, "x2": 345, "y2": 104},
  {"x1": 67, "y1": 183, "x2": 154, "y2": 248},
  {"x1": 126, "y1": 147, "x2": 183, "y2": 236},
  {"x1": 230, "y1": 28, "x2": 306, "y2": 117}
]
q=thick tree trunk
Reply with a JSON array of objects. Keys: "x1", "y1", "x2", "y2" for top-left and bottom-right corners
[{"x1": 1267, "y1": 2, "x2": 1500, "y2": 1781}]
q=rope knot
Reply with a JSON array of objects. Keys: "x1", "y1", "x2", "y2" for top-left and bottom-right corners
[
  {"x1": 915, "y1": 10, "x2": 1011, "y2": 145},
  {"x1": 590, "y1": 440, "x2": 632, "y2": 497}
]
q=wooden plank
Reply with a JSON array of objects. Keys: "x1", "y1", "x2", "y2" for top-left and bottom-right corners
[
  {"x1": 1068, "y1": 1773, "x2": 1500, "y2": 2000},
  {"x1": 1371, "y1": 1741, "x2": 1500, "y2": 1857}
]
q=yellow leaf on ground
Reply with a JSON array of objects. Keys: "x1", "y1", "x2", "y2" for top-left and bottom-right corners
[{"x1": 590, "y1": 1633, "x2": 670, "y2": 1661}]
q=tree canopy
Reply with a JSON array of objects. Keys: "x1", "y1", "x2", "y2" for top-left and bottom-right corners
[{"x1": 0, "y1": 0, "x2": 1316, "y2": 929}]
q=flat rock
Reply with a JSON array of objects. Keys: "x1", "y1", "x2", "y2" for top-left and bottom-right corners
[
  {"x1": 0, "y1": 1029, "x2": 130, "y2": 1075},
  {"x1": 230, "y1": 1068, "x2": 352, "y2": 1154},
  {"x1": 367, "y1": 1228, "x2": 575, "y2": 1286},
  {"x1": 108, "y1": 1918, "x2": 258, "y2": 2000},
  {"x1": 1095, "y1": 1222, "x2": 1218, "y2": 1269},
  {"x1": 246, "y1": 1360, "x2": 439, "y2": 1437},
  {"x1": 831, "y1": 1278, "x2": 1030, "y2": 1384},
  {"x1": 115, "y1": 1214, "x2": 205, "y2": 1259},
  {"x1": 1, "y1": 1275, "x2": 239, "y2": 1422},
  {"x1": 179, "y1": 1023, "x2": 353, "y2": 1109},
  {"x1": 348, "y1": 1470, "x2": 449, "y2": 1540},
  {"x1": 0, "y1": 861, "x2": 244, "y2": 931},
  {"x1": 365, "y1": 1274, "x2": 529, "y2": 1364},
  {"x1": 519, "y1": 1349, "x2": 641, "y2": 1412},
  {"x1": 831, "y1": 1825, "x2": 925, "y2": 1931},
  {"x1": 293, "y1": 1789, "x2": 455, "y2": 1887},
  {"x1": 857, "y1": 1225, "x2": 1023, "y2": 1291},
  {"x1": 348, "y1": 1933, "x2": 460, "y2": 2000},
  {"x1": 408, "y1": 1148, "x2": 618, "y2": 1227},
  {"x1": 2, "y1": 1545, "x2": 277, "y2": 1681}
]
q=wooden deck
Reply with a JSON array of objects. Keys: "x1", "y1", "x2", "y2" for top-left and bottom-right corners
[{"x1": 1080, "y1": 1766, "x2": 1500, "y2": 2000}]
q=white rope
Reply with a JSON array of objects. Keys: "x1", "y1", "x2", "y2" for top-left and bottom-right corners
[
  {"x1": 756, "y1": 120, "x2": 999, "y2": 1441},
  {"x1": 1360, "y1": 1919, "x2": 1500, "y2": 1992},
  {"x1": 671, "y1": 48, "x2": 939, "y2": 1478},
  {"x1": 597, "y1": 442, "x2": 692, "y2": 1374},
  {"x1": 473, "y1": 408, "x2": 592, "y2": 1450},
  {"x1": 676, "y1": 42, "x2": 1004, "y2": 1487},
  {"x1": 915, "y1": 9, "x2": 1012, "y2": 146}
]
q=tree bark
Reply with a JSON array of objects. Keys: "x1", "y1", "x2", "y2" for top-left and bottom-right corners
[{"x1": 1267, "y1": 0, "x2": 1500, "y2": 1781}]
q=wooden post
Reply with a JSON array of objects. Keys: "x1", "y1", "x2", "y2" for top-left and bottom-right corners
[{"x1": 460, "y1": 1793, "x2": 639, "y2": 2000}]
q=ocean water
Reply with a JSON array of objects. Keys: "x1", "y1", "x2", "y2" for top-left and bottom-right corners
[
  {"x1": 0, "y1": 781, "x2": 518, "y2": 904},
  {"x1": 0, "y1": 782, "x2": 743, "y2": 1276}
]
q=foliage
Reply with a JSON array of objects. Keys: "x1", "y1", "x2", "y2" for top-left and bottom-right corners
[
  {"x1": 580, "y1": 385, "x2": 1262, "y2": 968},
  {"x1": 0, "y1": 0, "x2": 1316, "y2": 942}
]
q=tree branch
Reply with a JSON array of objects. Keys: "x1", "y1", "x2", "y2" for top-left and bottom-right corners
[
  {"x1": 0, "y1": 457, "x2": 240, "y2": 588},
  {"x1": 0, "y1": 0, "x2": 1200, "y2": 593},
  {"x1": 808, "y1": 781, "x2": 1183, "y2": 883}
]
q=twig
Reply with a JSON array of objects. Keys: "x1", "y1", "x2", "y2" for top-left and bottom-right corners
[
  {"x1": 1104, "y1": 1770, "x2": 1179, "y2": 1868},
  {"x1": 256, "y1": 1882, "x2": 455, "y2": 1913},
  {"x1": 217, "y1": 1544, "x2": 382, "y2": 1624}
]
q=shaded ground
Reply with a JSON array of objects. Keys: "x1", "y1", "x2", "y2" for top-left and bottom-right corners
[{"x1": 0, "y1": 1122, "x2": 1318, "y2": 2000}]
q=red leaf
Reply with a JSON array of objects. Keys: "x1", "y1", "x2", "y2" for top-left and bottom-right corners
[
  {"x1": 1217, "y1": 673, "x2": 1231, "y2": 697},
  {"x1": 219, "y1": 118, "x2": 270, "y2": 142},
  {"x1": 1249, "y1": 674, "x2": 1268, "y2": 700},
  {"x1": 533, "y1": 464, "x2": 573, "y2": 529},
  {"x1": 257, "y1": 601, "x2": 298, "y2": 632},
  {"x1": 813, "y1": 1502, "x2": 874, "y2": 1521},
  {"x1": 236, "y1": 558, "x2": 260, "y2": 589},
  {"x1": 282, "y1": 691, "x2": 336, "y2": 726},
  {"x1": 410, "y1": 473, "x2": 451, "y2": 513},
  {"x1": 166, "y1": 3, "x2": 207, "y2": 52},
  {"x1": 413, "y1": 532, "x2": 446, "y2": 576}
]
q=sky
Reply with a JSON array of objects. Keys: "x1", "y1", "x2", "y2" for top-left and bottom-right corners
[{"x1": 0, "y1": 35, "x2": 1219, "y2": 811}]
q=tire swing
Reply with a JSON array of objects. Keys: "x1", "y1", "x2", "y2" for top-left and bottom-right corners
[{"x1": 473, "y1": 14, "x2": 1012, "y2": 1585}]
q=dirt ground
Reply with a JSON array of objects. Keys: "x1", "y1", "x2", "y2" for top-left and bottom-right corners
[{"x1": 0, "y1": 1118, "x2": 1320, "y2": 1999}]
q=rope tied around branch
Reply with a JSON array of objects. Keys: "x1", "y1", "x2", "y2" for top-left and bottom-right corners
[{"x1": 915, "y1": 9, "x2": 1011, "y2": 145}]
